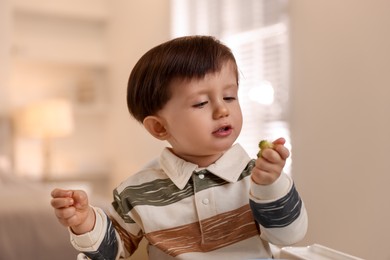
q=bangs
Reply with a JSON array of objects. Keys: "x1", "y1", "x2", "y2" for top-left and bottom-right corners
[{"x1": 155, "y1": 36, "x2": 238, "y2": 81}]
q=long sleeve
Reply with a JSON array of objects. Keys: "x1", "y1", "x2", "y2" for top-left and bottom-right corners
[
  {"x1": 249, "y1": 173, "x2": 308, "y2": 245},
  {"x1": 69, "y1": 207, "x2": 126, "y2": 260}
]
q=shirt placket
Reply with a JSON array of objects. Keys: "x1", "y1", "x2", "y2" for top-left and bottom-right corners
[{"x1": 192, "y1": 170, "x2": 217, "y2": 245}]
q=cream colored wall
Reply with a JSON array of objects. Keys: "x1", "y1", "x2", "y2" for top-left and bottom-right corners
[
  {"x1": 106, "y1": 0, "x2": 171, "y2": 189},
  {"x1": 290, "y1": 1, "x2": 390, "y2": 259}
]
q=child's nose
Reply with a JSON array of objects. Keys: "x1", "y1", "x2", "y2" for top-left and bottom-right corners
[{"x1": 213, "y1": 102, "x2": 229, "y2": 119}]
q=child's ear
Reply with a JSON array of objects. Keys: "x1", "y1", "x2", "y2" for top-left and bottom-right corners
[{"x1": 143, "y1": 116, "x2": 169, "y2": 140}]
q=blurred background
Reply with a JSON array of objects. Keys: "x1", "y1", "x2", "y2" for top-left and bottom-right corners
[{"x1": 0, "y1": 0, "x2": 389, "y2": 259}]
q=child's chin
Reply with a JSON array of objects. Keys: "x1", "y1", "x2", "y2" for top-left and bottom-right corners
[{"x1": 213, "y1": 142, "x2": 236, "y2": 152}]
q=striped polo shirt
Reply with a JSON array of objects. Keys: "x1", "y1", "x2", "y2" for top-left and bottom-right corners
[{"x1": 70, "y1": 143, "x2": 307, "y2": 259}]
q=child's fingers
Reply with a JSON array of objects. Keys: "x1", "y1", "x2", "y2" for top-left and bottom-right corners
[
  {"x1": 51, "y1": 188, "x2": 73, "y2": 198},
  {"x1": 255, "y1": 157, "x2": 282, "y2": 173},
  {"x1": 54, "y1": 205, "x2": 76, "y2": 220},
  {"x1": 50, "y1": 189, "x2": 88, "y2": 209},
  {"x1": 71, "y1": 190, "x2": 89, "y2": 209},
  {"x1": 272, "y1": 137, "x2": 286, "y2": 146},
  {"x1": 273, "y1": 144, "x2": 290, "y2": 160},
  {"x1": 261, "y1": 146, "x2": 289, "y2": 164},
  {"x1": 251, "y1": 162, "x2": 282, "y2": 185},
  {"x1": 260, "y1": 148, "x2": 279, "y2": 163},
  {"x1": 263, "y1": 137, "x2": 289, "y2": 161},
  {"x1": 51, "y1": 188, "x2": 75, "y2": 209},
  {"x1": 51, "y1": 197, "x2": 74, "y2": 209}
]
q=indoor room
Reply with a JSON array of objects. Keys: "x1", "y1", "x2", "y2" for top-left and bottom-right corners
[{"x1": 0, "y1": 0, "x2": 389, "y2": 259}]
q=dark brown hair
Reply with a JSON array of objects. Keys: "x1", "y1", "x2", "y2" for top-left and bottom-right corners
[{"x1": 126, "y1": 35, "x2": 238, "y2": 123}]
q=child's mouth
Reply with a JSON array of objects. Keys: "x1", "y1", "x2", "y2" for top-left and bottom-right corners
[{"x1": 212, "y1": 125, "x2": 232, "y2": 136}]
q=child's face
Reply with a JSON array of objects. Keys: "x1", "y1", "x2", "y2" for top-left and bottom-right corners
[{"x1": 157, "y1": 61, "x2": 243, "y2": 166}]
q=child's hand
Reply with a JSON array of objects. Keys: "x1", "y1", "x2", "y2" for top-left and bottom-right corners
[
  {"x1": 251, "y1": 137, "x2": 290, "y2": 185},
  {"x1": 50, "y1": 188, "x2": 95, "y2": 235}
]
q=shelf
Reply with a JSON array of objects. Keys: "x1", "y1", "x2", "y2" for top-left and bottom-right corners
[
  {"x1": 12, "y1": 45, "x2": 108, "y2": 68},
  {"x1": 12, "y1": 0, "x2": 109, "y2": 22},
  {"x1": 11, "y1": 10, "x2": 108, "y2": 67}
]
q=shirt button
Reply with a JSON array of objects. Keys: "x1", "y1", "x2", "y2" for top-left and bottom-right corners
[
  {"x1": 202, "y1": 198, "x2": 209, "y2": 205},
  {"x1": 198, "y1": 174, "x2": 205, "y2": 179}
]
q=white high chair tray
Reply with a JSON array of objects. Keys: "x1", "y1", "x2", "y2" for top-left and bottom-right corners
[{"x1": 279, "y1": 244, "x2": 365, "y2": 260}]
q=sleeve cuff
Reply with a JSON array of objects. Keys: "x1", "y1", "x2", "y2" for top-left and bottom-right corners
[
  {"x1": 69, "y1": 206, "x2": 107, "y2": 252},
  {"x1": 250, "y1": 173, "x2": 292, "y2": 202}
]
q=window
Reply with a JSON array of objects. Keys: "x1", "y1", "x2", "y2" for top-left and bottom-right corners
[{"x1": 171, "y1": 0, "x2": 291, "y2": 173}]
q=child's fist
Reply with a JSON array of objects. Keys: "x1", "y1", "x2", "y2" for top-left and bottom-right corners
[
  {"x1": 251, "y1": 137, "x2": 290, "y2": 185},
  {"x1": 50, "y1": 189, "x2": 95, "y2": 234}
]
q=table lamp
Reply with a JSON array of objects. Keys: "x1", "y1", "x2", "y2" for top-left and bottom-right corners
[{"x1": 14, "y1": 98, "x2": 74, "y2": 180}]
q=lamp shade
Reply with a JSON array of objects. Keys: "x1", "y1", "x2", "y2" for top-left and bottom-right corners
[{"x1": 14, "y1": 98, "x2": 74, "y2": 139}]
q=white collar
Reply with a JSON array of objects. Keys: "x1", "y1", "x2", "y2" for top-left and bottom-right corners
[{"x1": 159, "y1": 143, "x2": 251, "y2": 190}]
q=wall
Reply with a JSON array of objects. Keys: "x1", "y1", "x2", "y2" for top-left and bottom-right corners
[
  {"x1": 289, "y1": 1, "x2": 390, "y2": 259},
  {"x1": 106, "y1": 0, "x2": 171, "y2": 189}
]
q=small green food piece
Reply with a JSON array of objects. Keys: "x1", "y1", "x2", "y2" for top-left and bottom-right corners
[{"x1": 257, "y1": 140, "x2": 274, "y2": 158}]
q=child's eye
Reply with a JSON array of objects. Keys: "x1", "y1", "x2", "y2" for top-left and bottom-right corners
[
  {"x1": 224, "y1": 96, "x2": 236, "y2": 102},
  {"x1": 192, "y1": 101, "x2": 208, "y2": 108}
]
